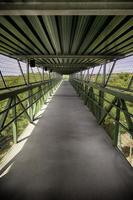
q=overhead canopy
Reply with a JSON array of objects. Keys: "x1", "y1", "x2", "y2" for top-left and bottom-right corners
[
  {"x1": 0, "y1": 2, "x2": 133, "y2": 74},
  {"x1": 0, "y1": 1, "x2": 133, "y2": 15}
]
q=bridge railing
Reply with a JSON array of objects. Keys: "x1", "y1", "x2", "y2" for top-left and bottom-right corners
[
  {"x1": 70, "y1": 58, "x2": 133, "y2": 166},
  {"x1": 0, "y1": 56, "x2": 62, "y2": 150}
]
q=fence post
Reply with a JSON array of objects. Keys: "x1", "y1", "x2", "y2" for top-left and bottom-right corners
[
  {"x1": 98, "y1": 62, "x2": 106, "y2": 121},
  {"x1": 12, "y1": 96, "x2": 17, "y2": 144},
  {"x1": 113, "y1": 99, "x2": 120, "y2": 146}
]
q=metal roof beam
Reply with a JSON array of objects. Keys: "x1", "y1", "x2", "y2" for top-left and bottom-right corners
[
  {"x1": 0, "y1": 1, "x2": 133, "y2": 15},
  {"x1": 45, "y1": 65, "x2": 89, "y2": 74},
  {"x1": 13, "y1": 54, "x2": 123, "y2": 60},
  {"x1": 38, "y1": 63, "x2": 96, "y2": 67}
]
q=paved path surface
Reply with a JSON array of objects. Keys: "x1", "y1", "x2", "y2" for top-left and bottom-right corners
[{"x1": 0, "y1": 81, "x2": 133, "y2": 200}]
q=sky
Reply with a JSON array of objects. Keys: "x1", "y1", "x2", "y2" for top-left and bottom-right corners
[
  {"x1": 0, "y1": 54, "x2": 133, "y2": 76},
  {"x1": 0, "y1": 54, "x2": 40, "y2": 76}
]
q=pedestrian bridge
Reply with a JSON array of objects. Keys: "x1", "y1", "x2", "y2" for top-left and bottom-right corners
[
  {"x1": 0, "y1": 1, "x2": 133, "y2": 199},
  {"x1": 0, "y1": 81, "x2": 133, "y2": 200}
]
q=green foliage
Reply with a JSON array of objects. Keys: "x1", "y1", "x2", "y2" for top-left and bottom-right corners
[
  {"x1": 91, "y1": 72, "x2": 133, "y2": 137},
  {"x1": 109, "y1": 72, "x2": 131, "y2": 88},
  {"x1": 103, "y1": 116, "x2": 115, "y2": 139},
  {"x1": 63, "y1": 75, "x2": 69, "y2": 80},
  {"x1": 0, "y1": 73, "x2": 49, "y2": 141}
]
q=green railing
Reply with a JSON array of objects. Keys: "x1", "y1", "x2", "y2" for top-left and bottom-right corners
[
  {"x1": 70, "y1": 76, "x2": 133, "y2": 166},
  {"x1": 0, "y1": 77, "x2": 61, "y2": 148},
  {"x1": 0, "y1": 56, "x2": 62, "y2": 151}
]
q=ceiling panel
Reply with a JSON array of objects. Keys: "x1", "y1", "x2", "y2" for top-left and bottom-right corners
[{"x1": 0, "y1": 15, "x2": 133, "y2": 74}]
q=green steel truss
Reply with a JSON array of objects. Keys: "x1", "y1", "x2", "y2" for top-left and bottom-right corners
[
  {"x1": 0, "y1": 61, "x2": 61, "y2": 146},
  {"x1": 70, "y1": 60, "x2": 133, "y2": 149},
  {"x1": 0, "y1": 3, "x2": 132, "y2": 164},
  {"x1": 0, "y1": 15, "x2": 132, "y2": 74}
]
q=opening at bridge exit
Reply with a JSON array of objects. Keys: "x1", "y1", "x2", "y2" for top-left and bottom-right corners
[{"x1": 63, "y1": 75, "x2": 69, "y2": 80}]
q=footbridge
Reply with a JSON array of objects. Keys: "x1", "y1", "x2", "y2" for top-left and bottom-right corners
[{"x1": 0, "y1": 1, "x2": 133, "y2": 200}]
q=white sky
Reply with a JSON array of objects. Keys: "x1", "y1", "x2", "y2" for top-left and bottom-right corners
[
  {"x1": 0, "y1": 54, "x2": 133, "y2": 76},
  {"x1": 0, "y1": 54, "x2": 40, "y2": 76}
]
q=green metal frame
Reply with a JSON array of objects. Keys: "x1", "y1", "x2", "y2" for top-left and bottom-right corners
[
  {"x1": 0, "y1": 61, "x2": 62, "y2": 146},
  {"x1": 0, "y1": 79, "x2": 61, "y2": 144},
  {"x1": 70, "y1": 61, "x2": 133, "y2": 149}
]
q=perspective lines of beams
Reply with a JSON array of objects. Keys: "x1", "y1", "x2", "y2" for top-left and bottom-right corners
[{"x1": 0, "y1": 15, "x2": 132, "y2": 74}]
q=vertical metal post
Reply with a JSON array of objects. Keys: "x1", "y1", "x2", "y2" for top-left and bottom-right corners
[
  {"x1": 0, "y1": 70, "x2": 7, "y2": 88},
  {"x1": 38, "y1": 87, "x2": 41, "y2": 111},
  {"x1": 98, "y1": 62, "x2": 106, "y2": 121},
  {"x1": 27, "y1": 60, "x2": 30, "y2": 116},
  {"x1": 33, "y1": 99, "x2": 36, "y2": 118},
  {"x1": 12, "y1": 96, "x2": 17, "y2": 144},
  {"x1": 43, "y1": 67, "x2": 45, "y2": 81},
  {"x1": 86, "y1": 68, "x2": 90, "y2": 82},
  {"x1": 27, "y1": 60, "x2": 33, "y2": 121},
  {"x1": 41, "y1": 84, "x2": 45, "y2": 104},
  {"x1": 29, "y1": 89, "x2": 33, "y2": 121},
  {"x1": 49, "y1": 71, "x2": 52, "y2": 95},
  {"x1": 89, "y1": 67, "x2": 95, "y2": 82},
  {"x1": 80, "y1": 70, "x2": 83, "y2": 97},
  {"x1": 88, "y1": 87, "x2": 93, "y2": 110},
  {"x1": 102, "y1": 62, "x2": 106, "y2": 86},
  {"x1": 120, "y1": 99, "x2": 133, "y2": 132},
  {"x1": 84, "y1": 69, "x2": 89, "y2": 105},
  {"x1": 51, "y1": 71, "x2": 54, "y2": 94},
  {"x1": 95, "y1": 65, "x2": 102, "y2": 83},
  {"x1": 27, "y1": 60, "x2": 30, "y2": 85},
  {"x1": 113, "y1": 99, "x2": 120, "y2": 146},
  {"x1": 104, "y1": 60, "x2": 116, "y2": 87},
  {"x1": 128, "y1": 75, "x2": 133, "y2": 90},
  {"x1": 129, "y1": 135, "x2": 133, "y2": 162},
  {"x1": 17, "y1": 60, "x2": 27, "y2": 85}
]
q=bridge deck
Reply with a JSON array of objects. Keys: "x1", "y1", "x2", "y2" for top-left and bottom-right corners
[{"x1": 0, "y1": 81, "x2": 133, "y2": 200}]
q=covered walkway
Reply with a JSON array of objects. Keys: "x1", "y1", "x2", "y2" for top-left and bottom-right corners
[{"x1": 0, "y1": 81, "x2": 133, "y2": 200}]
